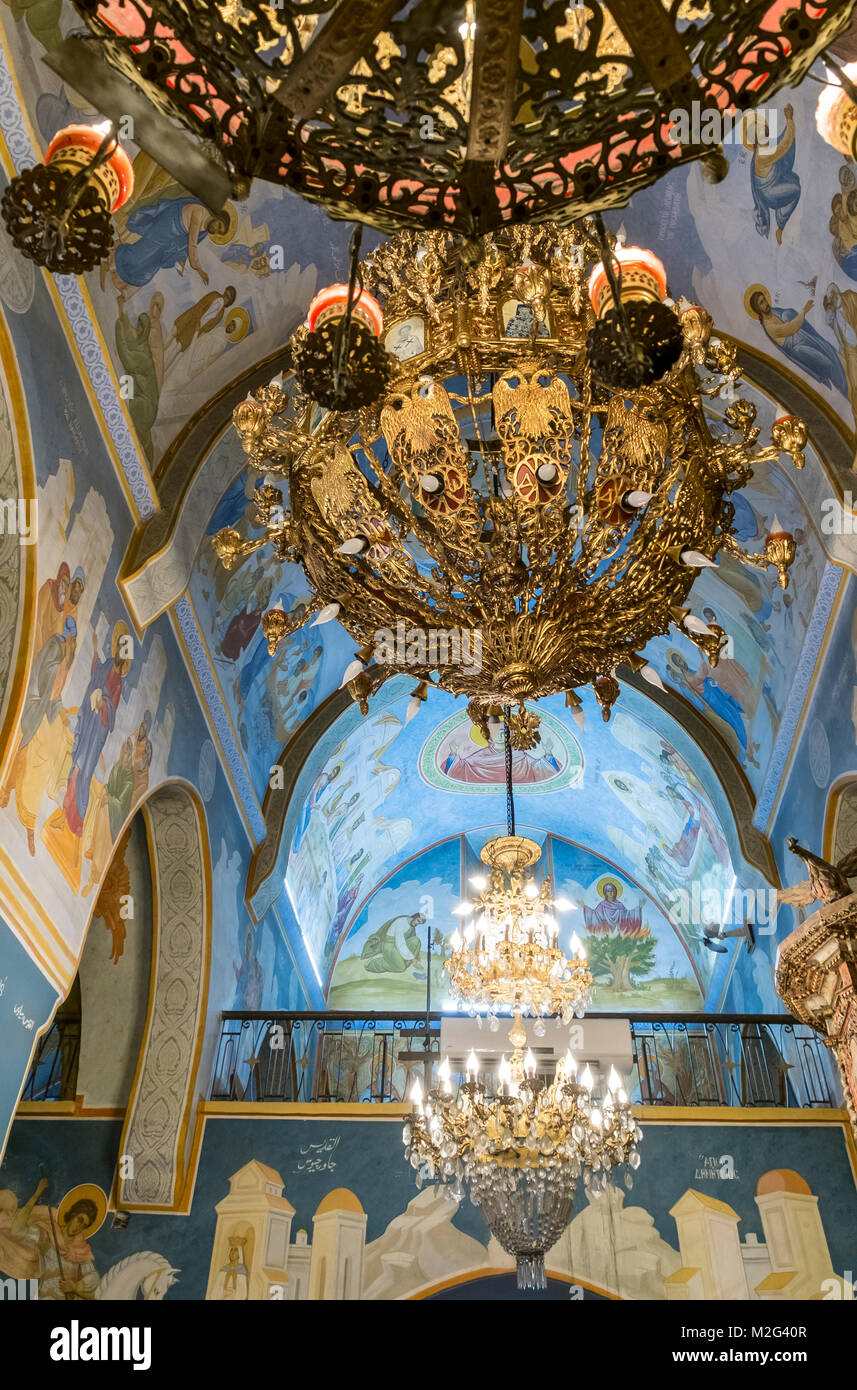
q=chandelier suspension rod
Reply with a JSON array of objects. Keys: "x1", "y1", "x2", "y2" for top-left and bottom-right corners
[
  {"x1": 332, "y1": 222, "x2": 365, "y2": 397},
  {"x1": 503, "y1": 707, "x2": 515, "y2": 838},
  {"x1": 591, "y1": 211, "x2": 652, "y2": 380}
]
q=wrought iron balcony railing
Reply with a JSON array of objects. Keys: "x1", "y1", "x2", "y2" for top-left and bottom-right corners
[{"x1": 208, "y1": 1012, "x2": 842, "y2": 1110}]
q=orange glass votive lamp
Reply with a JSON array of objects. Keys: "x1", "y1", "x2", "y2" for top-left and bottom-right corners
[
  {"x1": 587, "y1": 246, "x2": 669, "y2": 317},
  {"x1": 44, "y1": 123, "x2": 134, "y2": 213},
  {"x1": 307, "y1": 284, "x2": 383, "y2": 336},
  {"x1": 816, "y1": 65, "x2": 857, "y2": 158}
]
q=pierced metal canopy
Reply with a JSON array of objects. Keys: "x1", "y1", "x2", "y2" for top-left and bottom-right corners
[{"x1": 56, "y1": 0, "x2": 856, "y2": 234}]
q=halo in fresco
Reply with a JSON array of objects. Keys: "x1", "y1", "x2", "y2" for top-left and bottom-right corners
[{"x1": 419, "y1": 709, "x2": 582, "y2": 793}]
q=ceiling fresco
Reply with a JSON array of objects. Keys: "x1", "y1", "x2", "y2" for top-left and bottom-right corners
[
  {"x1": 284, "y1": 683, "x2": 762, "y2": 1008},
  {"x1": 615, "y1": 79, "x2": 857, "y2": 441},
  {"x1": 190, "y1": 464, "x2": 353, "y2": 791},
  {"x1": 326, "y1": 831, "x2": 707, "y2": 1015}
]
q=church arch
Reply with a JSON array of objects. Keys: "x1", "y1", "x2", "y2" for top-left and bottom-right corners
[{"x1": 117, "y1": 780, "x2": 211, "y2": 1211}]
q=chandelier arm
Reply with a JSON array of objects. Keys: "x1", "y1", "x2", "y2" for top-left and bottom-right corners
[{"x1": 331, "y1": 223, "x2": 365, "y2": 396}]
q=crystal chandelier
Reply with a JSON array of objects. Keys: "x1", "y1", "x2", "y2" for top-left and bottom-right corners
[
  {"x1": 48, "y1": 1, "x2": 855, "y2": 236},
  {"x1": 404, "y1": 1016, "x2": 640, "y2": 1290},
  {"x1": 214, "y1": 221, "x2": 805, "y2": 722},
  {"x1": 446, "y1": 831, "x2": 593, "y2": 1025}
]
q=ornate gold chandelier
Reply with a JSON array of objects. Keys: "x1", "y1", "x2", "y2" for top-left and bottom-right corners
[
  {"x1": 446, "y1": 832, "x2": 593, "y2": 1024},
  {"x1": 405, "y1": 1019, "x2": 639, "y2": 1290},
  {"x1": 215, "y1": 220, "x2": 804, "y2": 723}
]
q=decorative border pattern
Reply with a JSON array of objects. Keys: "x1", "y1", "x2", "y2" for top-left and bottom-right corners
[
  {"x1": 0, "y1": 43, "x2": 156, "y2": 519},
  {"x1": 754, "y1": 561, "x2": 844, "y2": 832},
  {"x1": 120, "y1": 784, "x2": 208, "y2": 1208},
  {"x1": 174, "y1": 595, "x2": 265, "y2": 840}
]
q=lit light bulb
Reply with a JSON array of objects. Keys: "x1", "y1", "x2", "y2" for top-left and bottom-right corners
[
  {"x1": 449, "y1": 929, "x2": 462, "y2": 951},
  {"x1": 608, "y1": 1065, "x2": 621, "y2": 1093},
  {"x1": 680, "y1": 549, "x2": 718, "y2": 568},
  {"x1": 466, "y1": 1050, "x2": 479, "y2": 1080},
  {"x1": 524, "y1": 1050, "x2": 537, "y2": 1077},
  {"x1": 590, "y1": 1106, "x2": 603, "y2": 1128},
  {"x1": 554, "y1": 896, "x2": 574, "y2": 912},
  {"x1": 452, "y1": 901, "x2": 474, "y2": 916},
  {"x1": 524, "y1": 882, "x2": 538, "y2": 900},
  {"x1": 463, "y1": 921, "x2": 475, "y2": 945},
  {"x1": 311, "y1": 602, "x2": 341, "y2": 626},
  {"x1": 498, "y1": 1054, "x2": 510, "y2": 1086},
  {"x1": 410, "y1": 1076, "x2": 423, "y2": 1104},
  {"x1": 564, "y1": 1050, "x2": 577, "y2": 1078},
  {"x1": 92, "y1": 119, "x2": 113, "y2": 136},
  {"x1": 641, "y1": 664, "x2": 665, "y2": 691},
  {"x1": 580, "y1": 1065, "x2": 593, "y2": 1092},
  {"x1": 339, "y1": 659, "x2": 364, "y2": 688},
  {"x1": 617, "y1": 1087, "x2": 628, "y2": 1104},
  {"x1": 438, "y1": 1056, "x2": 452, "y2": 1094},
  {"x1": 470, "y1": 874, "x2": 487, "y2": 891},
  {"x1": 624, "y1": 490, "x2": 652, "y2": 510},
  {"x1": 336, "y1": 536, "x2": 367, "y2": 555},
  {"x1": 683, "y1": 614, "x2": 714, "y2": 636}
]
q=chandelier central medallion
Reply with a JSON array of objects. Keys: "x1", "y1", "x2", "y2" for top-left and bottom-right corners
[{"x1": 216, "y1": 222, "x2": 805, "y2": 724}]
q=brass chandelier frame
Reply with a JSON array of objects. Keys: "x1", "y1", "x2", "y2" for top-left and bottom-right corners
[{"x1": 215, "y1": 221, "x2": 805, "y2": 720}]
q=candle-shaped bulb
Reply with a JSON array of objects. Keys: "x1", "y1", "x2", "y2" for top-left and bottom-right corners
[
  {"x1": 580, "y1": 1064, "x2": 594, "y2": 1092},
  {"x1": 466, "y1": 1049, "x2": 479, "y2": 1080},
  {"x1": 524, "y1": 1049, "x2": 537, "y2": 1078},
  {"x1": 564, "y1": 1050, "x2": 577, "y2": 1078},
  {"x1": 608, "y1": 1065, "x2": 621, "y2": 1093},
  {"x1": 410, "y1": 1076, "x2": 423, "y2": 1104}
]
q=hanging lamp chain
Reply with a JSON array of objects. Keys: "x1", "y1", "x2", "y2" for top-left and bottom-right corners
[
  {"x1": 503, "y1": 705, "x2": 515, "y2": 838},
  {"x1": 332, "y1": 221, "x2": 365, "y2": 395}
]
